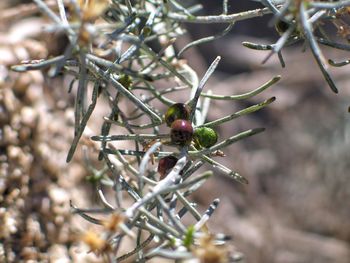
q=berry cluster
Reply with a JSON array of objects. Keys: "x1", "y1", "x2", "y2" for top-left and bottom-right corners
[{"x1": 158, "y1": 103, "x2": 219, "y2": 179}]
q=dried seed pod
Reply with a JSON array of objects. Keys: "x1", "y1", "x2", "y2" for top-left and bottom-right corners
[
  {"x1": 170, "y1": 119, "x2": 193, "y2": 146},
  {"x1": 164, "y1": 103, "x2": 190, "y2": 127},
  {"x1": 194, "y1": 127, "x2": 218, "y2": 148},
  {"x1": 157, "y1": 156, "x2": 178, "y2": 180}
]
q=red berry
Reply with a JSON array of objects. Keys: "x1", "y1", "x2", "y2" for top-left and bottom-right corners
[
  {"x1": 164, "y1": 103, "x2": 190, "y2": 127},
  {"x1": 158, "y1": 156, "x2": 178, "y2": 180},
  {"x1": 170, "y1": 119, "x2": 193, "y2": 146}
]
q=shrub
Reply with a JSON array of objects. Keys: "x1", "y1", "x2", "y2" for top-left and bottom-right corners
[{"x1": 11, "y1": 0, "x2": 349, "y2": 261}]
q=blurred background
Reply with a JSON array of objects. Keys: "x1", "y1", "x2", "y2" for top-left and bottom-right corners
[{"x1": 1, "y1": 0, "x2": 350, "y2": 262}]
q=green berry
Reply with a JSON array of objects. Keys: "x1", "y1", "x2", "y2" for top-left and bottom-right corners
[
  {"x1": 193, "y1": 127, "x2": 218, "y2": 148},
  {"x1": 170, "y1": 119, "x2": 193, "y2": 146},
  {"x1": 164, "y1": 103, "x2": 190, "y2": 127}
]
